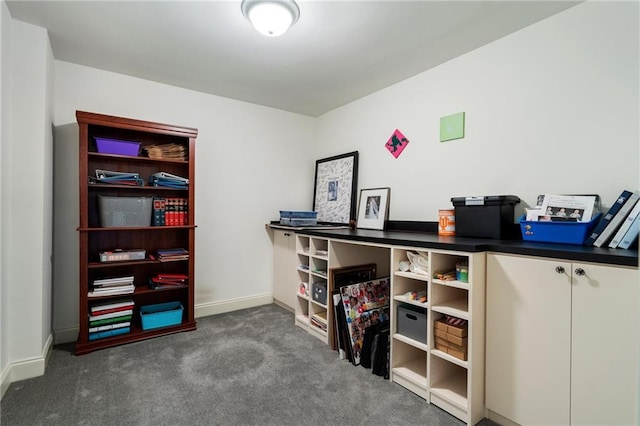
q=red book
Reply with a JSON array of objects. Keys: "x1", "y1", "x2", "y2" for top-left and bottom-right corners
[{"x1": 90, "y1": 304, "x2": 135, "y2": 317}]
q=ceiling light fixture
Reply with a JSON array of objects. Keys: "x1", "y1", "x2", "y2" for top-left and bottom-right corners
[{"x1": 241, "y1": 0, "x2": 300, "y2": 37}]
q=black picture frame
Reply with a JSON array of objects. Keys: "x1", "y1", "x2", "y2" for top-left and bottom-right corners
[{"x1": 312, "y1": 151, "x2": 359, "y2": 225}]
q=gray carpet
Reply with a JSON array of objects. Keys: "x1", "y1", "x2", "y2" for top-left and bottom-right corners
[{"x1": 1, "y1": 304, "x2": 498, "y2": 425}]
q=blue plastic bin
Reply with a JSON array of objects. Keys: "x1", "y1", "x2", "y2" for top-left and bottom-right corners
[
  {"x1": 140, "y1": 301, "x2": 183, "y2": 330},
  {"x1": 279, "y1": 210, "x2": 318, "y2": 226},
  {"x1": 519, "y1": 213, "x2": 602, "y2": 245}
]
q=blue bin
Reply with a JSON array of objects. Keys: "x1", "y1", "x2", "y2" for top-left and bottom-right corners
[
  {"x1": 140, "y1": 301, "x2": 183, "y2": 330},
  {"x1": 519, "y1": 213, "x2": 601, "y2": 245}
]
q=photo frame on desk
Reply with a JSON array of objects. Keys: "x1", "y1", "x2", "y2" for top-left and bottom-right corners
[
  {"x1": 313, "y1": 151, "x2": 358, "y2": 225},
  {"x1": 356, "y1": 187, "x2": 390, "y2": 230}
]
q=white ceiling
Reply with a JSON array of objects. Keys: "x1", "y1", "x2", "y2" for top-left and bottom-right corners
[{"x1": 6, "y1": 0, "x2": 580, "y2": 117}]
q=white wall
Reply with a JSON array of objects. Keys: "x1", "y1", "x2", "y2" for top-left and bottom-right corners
[
  {"x1": 1, "y1": 15, "x2": 54, "y2": 395},
  {"x1": 52, "y1": 61, "x2": 317, "y2": 341},
  {"x1": 316, "y1": 1, "x2": 640, "y2": 218},
  {"x1": 0, "y1": 0, "x2": 11, "y2": 397}
]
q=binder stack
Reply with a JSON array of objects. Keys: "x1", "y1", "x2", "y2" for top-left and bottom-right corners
[
  {"x1": 90, "y1": 169, "x2": 144, "y2": 186},
  {"x1": 149, "y1": 172, "x2": 189, "y2": 189}
]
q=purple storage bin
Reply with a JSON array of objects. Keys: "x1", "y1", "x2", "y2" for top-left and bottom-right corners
[{"x1": 95, "y1": 137, "x2": 141, "y2": 156}]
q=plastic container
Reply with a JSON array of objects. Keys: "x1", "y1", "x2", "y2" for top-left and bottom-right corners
[
  {"x1": 519, "y1": 213, "x2": 602, "y2": 245},
  {"x1": 280, "y1": 218, "x2": 318, "y2": 226},
  {"x1": 451, "y1": 195, "x2": 521, "y2": 239},
  {"x1": 98, "y1": 196, "x2": 153, "y2": 227},
  {"x1": 140, "y1": 301, "x2": 184, "y2": 330},
  {"x1": 95, "y1": 137, "x2": 141, "y2": 156},
  {"x1": 279, "y1": 210, "x2": 318, "y2": 226},
  {"x1": 456, "y1": 261, "x2": 469, "y2": 283}
]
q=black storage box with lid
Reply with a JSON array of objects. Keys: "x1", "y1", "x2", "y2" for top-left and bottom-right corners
[{"x1": 451, "y1": 195, "x2": 520, "y2": 239}]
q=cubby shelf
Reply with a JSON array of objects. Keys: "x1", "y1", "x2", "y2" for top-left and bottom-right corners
[{"x1": 390, "y1": 246, "x2": 485, "y2": 425}]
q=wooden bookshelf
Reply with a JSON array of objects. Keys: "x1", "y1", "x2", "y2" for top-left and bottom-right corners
[{"x1": 75, "y1": 111, "x2": 197, "y2": 355}]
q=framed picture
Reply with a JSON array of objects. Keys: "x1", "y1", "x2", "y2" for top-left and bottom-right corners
[
  {"x1": 313, "y1": 151, "x2": 359, "y2": 225},
  {"x1": 356, "y1": 187, "x2": 390, "y2": 230}
]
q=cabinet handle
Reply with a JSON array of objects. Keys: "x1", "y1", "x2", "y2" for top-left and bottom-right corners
[
  {"x1": 574, "y1": 268, "x2": 586, "y2": 276},
  {"x1": 555, "y1": 266, "x2": 565, "y2": 274},
  {"x1": 284, "y1": 232, "x2": 290, "y2": 236}
]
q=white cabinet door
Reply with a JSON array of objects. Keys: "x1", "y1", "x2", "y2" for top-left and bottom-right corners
[
  {"x1": 272, "y1": 229, "x2": 297, "y2": 310},
  {"x1": 571, "y1": 262, "x2": 639, "y2": 425},
  {"x1": 486, "y1": 254, "x2": 571, "y2": 425}
]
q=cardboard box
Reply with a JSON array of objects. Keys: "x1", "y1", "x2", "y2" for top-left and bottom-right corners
[
  {"x1": 446, "y1": 333, "x2": 468, "y2": 348},
  {"x1": 434, "y1": 319, "x2": 448, "y2": 331},
  {"x1": 447, "y1": 322, "x2": 468, "y2": 337},
  {"x1": 447, "y1": 345, "x2": 468, "y2": 361},
  {"x1": 434, "y1": 328, "x2": 448, "y2": 339},
  {"x1": 435, "y1": 336, "x2": 448, "y2": 351}
]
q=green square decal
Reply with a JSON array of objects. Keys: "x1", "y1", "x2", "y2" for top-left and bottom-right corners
[{"x1": 440, "y1": 112, "x2": 465, "y2": 142}]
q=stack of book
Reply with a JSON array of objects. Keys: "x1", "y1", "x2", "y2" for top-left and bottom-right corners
[
  {"x1": 149, "y1": 172, "x2": 188, "y2": 189},
  {"x1": 156, "y1": 248, "x2": 189, "y2": 262},
  {"x1": 152, "y1": 197, "x2": 188, "y2": 226},
  {"x1": 88, "y1": 276, "x2": 135, "y2": 297},
  {"x1": 311, "y1": 311, "x2": 328, "y2": 332},
  {"x1": 89, "y1": 168, "x2": 144, "y2": 186},
  {"x1": 148, "y1": 273, "x2": 188, "y2": 290},
  {"x1": 88, "y1": 298, "x2": 134, "y2": 340},
  {"x1": 585, "y1": 189, "x2": 640, "y2": 249}
]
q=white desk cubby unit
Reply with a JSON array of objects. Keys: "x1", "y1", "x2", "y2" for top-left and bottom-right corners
[
  {"x1": 390, "y1": 247, "x2": 486, "y2": 425},
  {"x1": 294, "y1": 235, "x2": 330, "y2": 342}
]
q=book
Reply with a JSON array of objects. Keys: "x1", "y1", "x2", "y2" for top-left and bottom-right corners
[
  {"x1": 88, "y1": 326, "x2": 130, "y2": 341},
  {"x1": 89, "y1": 309, "x2": 133, "y2": 321},
  {"x1": 151, "y1": 171, "x2": 188, "y2": 183},
  {"x1": 148, "y1": 277, "x2": 187, "y2": 290},
  {"x1": 152, "y1": 197, "x2": 166, "y2": 226},
  {"x1": 593, "y1": 191, "x2": 640, "y2": 247},
  {"x1": 89, "y1": 315, "x2": 133, "y2": 327},
  {"x1": 584, "y1": 190, "x2": 633, "y2": 246},
  {"x1": 90, "y1": 299, "x2": 134, "y2": 312},
  {"x1": 90, "y1": 304, "x2": 135, "y2": 317},
  {"x1": 92, "y1": 276, "x2": 134, "y2": 288},
  {"x1": 99, "y1": 249, "x2": 146, "y2": 263},
  {"x1": 608, "y1": 200, "x2": 640, "y2": 248},
  {"x1": 618, "y1": 213, "x2": 640, "y2": 249},
  {"x1": 89, "y1": 321, "x2": 131, "y2": 333},
  {"x1": 539, "y1": 194, "x2": 598, "y2": 223},
  {"x1": 88, "y1": 284, "x2": 135, "y2": 297}
]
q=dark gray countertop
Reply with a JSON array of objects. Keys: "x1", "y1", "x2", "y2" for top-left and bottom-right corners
[{"x1": 269, "y1": 225, "x2": 638, "y2": 267}]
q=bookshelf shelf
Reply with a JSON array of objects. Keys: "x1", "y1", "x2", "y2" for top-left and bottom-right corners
[
  {"x1": 76, "y1": 111, "x2": 197, "y2": 355},
  {"x1": 80, "y1": 225, "x2": 195, "y2": 232}
]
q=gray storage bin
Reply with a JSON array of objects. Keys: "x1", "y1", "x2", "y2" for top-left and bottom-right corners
[
  {"x1": 397, "y1": 304, "x2": 427, "y2": 344},
  {"x1": 99, "y1": 196, "x2": 153, "y2": 227}
]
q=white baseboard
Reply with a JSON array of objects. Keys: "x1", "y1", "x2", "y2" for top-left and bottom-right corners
[
  {"x1": 1, "y1": 334, "x2": 52, "y2": 400},
  {"x1": 487, "y1": 409, "x2": 521, "y2": 426},
  {"x1": 195, "y1": 293, "x2": 273, "y2": 318},
  {"x1": 0, "y1": 363, "x2": 10, "y2": 399}
]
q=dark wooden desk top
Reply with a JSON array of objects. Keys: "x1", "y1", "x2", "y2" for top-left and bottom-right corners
[{"x1": 269, "y1": 224, "x2": 638, "y2": 267}]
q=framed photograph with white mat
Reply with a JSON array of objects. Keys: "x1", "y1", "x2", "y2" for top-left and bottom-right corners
[
  {"x1": 356, "y1": 187, "x2": 390, "y2": 230},
  {"x1": 313, "y1": 151, "x2": 359, "y2": 225}
]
